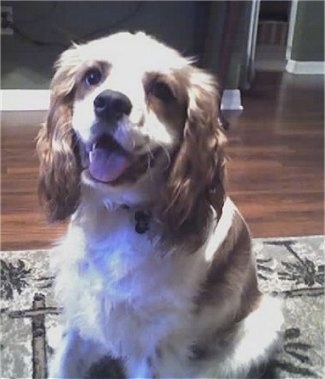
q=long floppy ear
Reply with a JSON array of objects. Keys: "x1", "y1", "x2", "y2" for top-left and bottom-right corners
[
  {"x1": 163, "y1": 67, "x2": 227, "y2": 232},
  {"x1": 36, "y1": 47, "x2": 81, "y2": 222}
]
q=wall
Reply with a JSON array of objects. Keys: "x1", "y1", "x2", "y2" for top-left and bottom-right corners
[
  {"x1": 1, "y1": 1, "x2": 198, "y2": 89},
  {"x1": 1, "y1": 1, "x2": 256, "y2": 92},
  {"x1": 202, "y1": 1, "x2": 254, "y2": 89},
  {"x1": 291, "y1": 0, "x2": 324, "y2": 62}
]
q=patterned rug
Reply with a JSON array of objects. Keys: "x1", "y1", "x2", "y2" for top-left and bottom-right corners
[{"x1": 1, "y1": 236, "x2": 324, "y2": 378}]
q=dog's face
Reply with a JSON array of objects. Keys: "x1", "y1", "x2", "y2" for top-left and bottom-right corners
[
  {"x1": 72, "y1": 33, "x2": 188, "y2": 192},
  {"x1": 37, "y1": 32, "x2": 226, "y2": 230}
]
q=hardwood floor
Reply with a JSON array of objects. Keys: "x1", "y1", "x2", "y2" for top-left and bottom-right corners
[
  {"x1": 1, "y1": 71, "x2": 324, "y2": 250},
  {"x1": 226, "y1": 72, "x2": 324, "y2": 238}
]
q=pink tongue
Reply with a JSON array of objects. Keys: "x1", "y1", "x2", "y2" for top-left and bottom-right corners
[{"x1": 89, "y1": 148, "x2": 132, "y2": 182}]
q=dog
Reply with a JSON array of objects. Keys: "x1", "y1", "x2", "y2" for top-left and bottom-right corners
[{"x1": 37, "y1": 32, "x2": 283, "y2": 378}]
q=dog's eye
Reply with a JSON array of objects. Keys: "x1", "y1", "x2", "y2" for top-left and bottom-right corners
[
  {"x1": 151, "y1": 81, "x2": 174, "y2": 102},
  {"x1": 84, "y1": 68, "x2": 102, "y2": 86}
]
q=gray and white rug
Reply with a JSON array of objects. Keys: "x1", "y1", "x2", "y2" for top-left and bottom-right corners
[{"x1": 1, "y1": 236, "x2": 324, "y2": 378}]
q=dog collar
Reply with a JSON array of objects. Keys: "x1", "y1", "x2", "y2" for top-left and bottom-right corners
[
  {"x1": 134, "y1": 210, "x2": 151, "y2": 234},
  {"x1": 120, "y1": 205, "x2": 151, "y2": 234}
]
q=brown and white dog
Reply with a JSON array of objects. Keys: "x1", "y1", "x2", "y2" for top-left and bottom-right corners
[{"x1": 37, "y1": 32, "x2": 283, "y2": 378}]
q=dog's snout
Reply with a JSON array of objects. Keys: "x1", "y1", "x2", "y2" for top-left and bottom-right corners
[{"x1": 94, "y1": 90, "x2": 132, "y2": 121}]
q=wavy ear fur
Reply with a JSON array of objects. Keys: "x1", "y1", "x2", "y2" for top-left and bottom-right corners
[
  {"x1": 163, "y1": 67, "x2": 227, "y2": 233},
  {"x1": 36, "y1": 48, "x2": 81, "y2": 222}
]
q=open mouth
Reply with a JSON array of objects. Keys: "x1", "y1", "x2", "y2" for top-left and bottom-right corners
[{"x1": 84, "y1": 134, "x2": 160, "y2": 185}]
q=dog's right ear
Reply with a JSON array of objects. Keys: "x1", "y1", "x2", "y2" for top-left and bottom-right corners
[
  {"x1": 36, "y1": 47, "x2": 81, "y2": 222},
  {"x1": 162, "y1": 66, "x2": 227, "y2": 232}
]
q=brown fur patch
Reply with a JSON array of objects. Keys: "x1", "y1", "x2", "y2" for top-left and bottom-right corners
[
  {"x1": 36, "y1": 52, "x2": 82, "y2": 222},
  {"x1": 195, "y1": 210, "x2": 261, "y2": 321}
]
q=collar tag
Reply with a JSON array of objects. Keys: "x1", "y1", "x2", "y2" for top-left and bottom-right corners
[{"x1": 134, "y1": 210, "x2": 151, "y2": 234}]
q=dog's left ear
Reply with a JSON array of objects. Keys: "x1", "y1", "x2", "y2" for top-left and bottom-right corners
[
  {"x1": 163, "y1": 67, "x2": 227, "y2": 231},
  {"x1": 36, "y1": 47, "x2": 82, "y2": 222}
]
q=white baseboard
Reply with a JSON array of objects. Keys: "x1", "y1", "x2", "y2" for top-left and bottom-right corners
[
  {"x1": 286, "y1": 60, "x2": 325, "y2": 74},
  {"x1": 1, "y1": 90, "x2": 50, "y2": 111},
  {"x1": 221, "y1": 89, "x2": 243, "y2": 111},
  {"x1": 1, "y1": 88, "x2": 244, "y2": 112}
]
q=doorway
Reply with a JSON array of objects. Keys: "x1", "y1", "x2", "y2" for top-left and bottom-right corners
[{"x1": 255, "y1": 0, "x2": 291, "y2": 71}]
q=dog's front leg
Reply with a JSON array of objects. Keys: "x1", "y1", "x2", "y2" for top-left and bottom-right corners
[
  {"x1": 48, "y1": 328, "x2": 86, "y2": 378},
  {"x1": 48, "y1": 328, "x2": 108, "y2": 379},
  {"x1": 126, "y1": 356, "x2": 158, "y2": 379}
]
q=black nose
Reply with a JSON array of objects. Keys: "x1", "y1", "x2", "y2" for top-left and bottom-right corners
[{"x1": 94, "y1": 90, "x2": 132, "y2": 121}]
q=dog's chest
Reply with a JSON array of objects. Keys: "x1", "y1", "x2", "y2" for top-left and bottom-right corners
[{"x1": 61, "y1": 208, "x2": 205, "y2": 357}]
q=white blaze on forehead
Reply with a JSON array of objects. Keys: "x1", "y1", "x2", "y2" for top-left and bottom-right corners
[{"x1": 75, "y1": 32, "x2": 190, "y2": 74}]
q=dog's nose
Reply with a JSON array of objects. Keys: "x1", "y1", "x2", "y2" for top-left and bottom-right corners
[{"x1": 94, "y1": 90, "x2": 132, "y2": 121}]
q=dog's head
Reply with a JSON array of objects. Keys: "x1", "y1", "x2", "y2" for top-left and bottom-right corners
[{"x1": 37, "y1": 32, "x2": 227, "y2": 231}]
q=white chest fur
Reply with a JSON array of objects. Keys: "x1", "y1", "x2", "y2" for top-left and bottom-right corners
[{"x1": 52, "y1": 205, "x2": 207, "y2": 363}]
